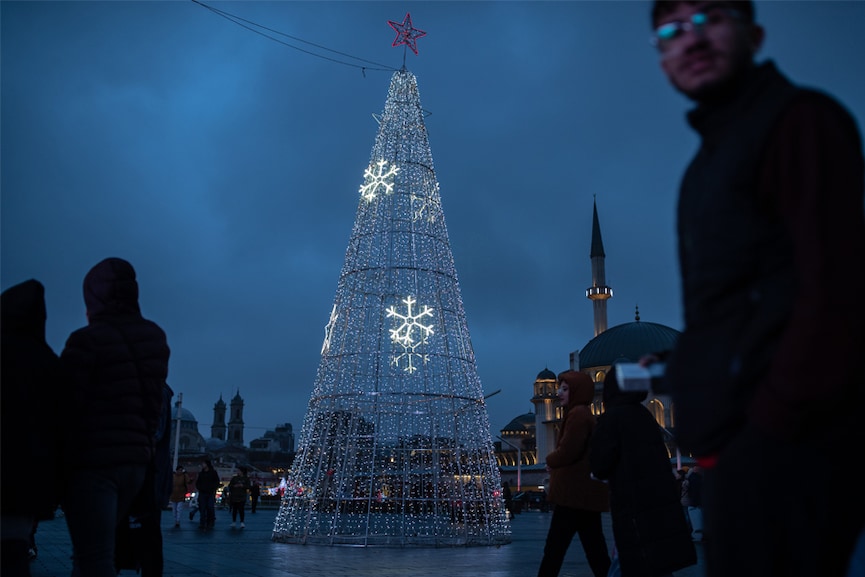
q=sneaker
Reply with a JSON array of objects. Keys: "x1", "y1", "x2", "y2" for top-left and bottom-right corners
[
  {"x1": 174, "y1": 522, "x2": 180, "y2": 528},
  {"x1": 230, "y1": 522, "x2": 236, "y2": 528},
  {"x1": 240, "y1": 522, "x2": 245, "y2": 528},
  {"x1": 27, "y1": 547, "x2": 37, "y2": 561}
]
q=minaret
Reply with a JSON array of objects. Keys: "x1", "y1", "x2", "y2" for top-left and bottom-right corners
[
  {"x1": 228, "y1": 389, "x2": 244, "y2": 446},
  {"x1": 211, "y1": 394, "x2": 226, "y2": 440},
  {"x1": 586, "y1": 198, "x2": 613, "y2": 337},
  {"x1": 530, "y1": 368, "x2": 559, "y2": 464}
]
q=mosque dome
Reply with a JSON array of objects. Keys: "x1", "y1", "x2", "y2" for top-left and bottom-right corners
[
  {"x1": 171, "y1": 407, "x2": 198, "y2": 423},
  {"x1": 536, "y1": 368, "x2": 556, "y2": 381},
  {"x1": 501, "y1": 413, "x2": 535, "y2": 433},
  {"x1": 206, "y1": 437, "x2": 227, "y2": 451},
  {"x1": 577, "y1": 319, "x2": 680, "y2": 369}
]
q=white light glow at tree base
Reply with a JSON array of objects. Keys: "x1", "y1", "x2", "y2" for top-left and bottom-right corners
[{"x1": 272, "y1": 69, "x2": 511, "y2": 547}]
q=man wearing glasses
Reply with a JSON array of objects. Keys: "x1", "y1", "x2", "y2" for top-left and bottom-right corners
[{"x1": 649, "y1": 2, "x2": 865, "y2": 576}]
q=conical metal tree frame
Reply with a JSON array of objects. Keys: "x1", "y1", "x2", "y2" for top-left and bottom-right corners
[{"x1": 272, "y1": 69, "x2": 511, "y2": 547}]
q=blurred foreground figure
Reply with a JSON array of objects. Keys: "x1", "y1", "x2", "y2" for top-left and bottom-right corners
[
  {"x1": 650, "y1": 2, "x2": 865, "y2": 576},
  {"x1": 1, "y1": 280, "x2": 62, "y2": 577},
  {"x1": 60, "y1": 257, "x2": 170, "y2": 577}
]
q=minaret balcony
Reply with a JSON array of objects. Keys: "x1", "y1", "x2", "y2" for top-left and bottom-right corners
[{"x1": 586, "y1": 286, "x2": 613, "y2": 300}]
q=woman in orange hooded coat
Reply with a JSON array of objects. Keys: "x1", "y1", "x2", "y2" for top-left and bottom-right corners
[{"x1": 537, "y1": 370, "x2": 611, "y2": 577}]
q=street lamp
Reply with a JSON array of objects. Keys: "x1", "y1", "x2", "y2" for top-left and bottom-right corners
[
  {"x1": 496, "y1": 435, "x2": 521, "y2": 492},
  {"x1": 172, "y1": 392, "x2": 183, "y2": 471}
]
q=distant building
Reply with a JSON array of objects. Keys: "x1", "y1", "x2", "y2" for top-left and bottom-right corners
[
  {"x1": 170, "y1": 405, "x2": 207, "y2": 454},
  {"x1": 168, "y1": 390, "x2": 295, "y2": 475}
]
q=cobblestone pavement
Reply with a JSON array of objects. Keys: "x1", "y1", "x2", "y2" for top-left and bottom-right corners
[{"x1": 30, "y1": 507, "x2": 706, "y2": 576}]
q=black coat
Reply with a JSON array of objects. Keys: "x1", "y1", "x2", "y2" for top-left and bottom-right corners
[
  {"x1": 154, "y1": 383, "x2": 175, "y2": 509},
  {"x1": 59, "y1": 258, "x2": 170, "y2": 470},
  {"x1": 1, "y1": 279, "x2": 63, "y2": 519},
  {"x1": 196, "y1": 468, "x2": 220, "y2": 495},
  {"x1": 590, "y1": 371, "x2": 696, "y2": 577}
]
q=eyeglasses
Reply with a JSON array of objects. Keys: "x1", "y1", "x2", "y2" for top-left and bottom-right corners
[{"x1": 651, "y1": 3, "x2": 744, "y2": 49}]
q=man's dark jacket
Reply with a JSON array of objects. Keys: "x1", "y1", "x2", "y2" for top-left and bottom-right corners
[
  {"x1": 195, "y1": 468, "x2": 220, "y2": 495},
  {"x1": 665, "y1": 61, "x2": 865, "y2": 456}
]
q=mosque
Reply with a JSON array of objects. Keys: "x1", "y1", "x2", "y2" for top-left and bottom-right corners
[{"x1": 494, "y1": 200, "x2": 683, "y2": 492}]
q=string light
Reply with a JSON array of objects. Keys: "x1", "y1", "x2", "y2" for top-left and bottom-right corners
[{"x1": 272, "y1": 69, "x2": 511, "y2": 547}]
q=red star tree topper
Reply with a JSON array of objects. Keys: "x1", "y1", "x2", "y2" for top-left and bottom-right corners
[{"x1": 387, "y1": 12, "x2": 426, "y2": 55}]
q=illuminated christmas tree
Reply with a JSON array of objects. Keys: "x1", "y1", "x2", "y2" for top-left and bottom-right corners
[{"x1": 271, "y1": 64, "x2": 511, "y2": 547}]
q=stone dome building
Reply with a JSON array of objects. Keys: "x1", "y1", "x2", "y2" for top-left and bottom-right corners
[
  {"x1": 168, "y1": 391, "x2": 296, "y2": 473},
  {"x1": 575, "y1": 308, "x2": 681, "y2": 429},
  {"x1": 498, "y1": 412, "x2": 536, "y2": 467},
  {"x1": 168, "y1": 407, "x2": 207, "y2": 454}
]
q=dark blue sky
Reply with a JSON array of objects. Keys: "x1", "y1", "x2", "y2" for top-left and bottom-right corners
[{"x1": 3, "y1": 1, "x2": 864, "y2": 441}]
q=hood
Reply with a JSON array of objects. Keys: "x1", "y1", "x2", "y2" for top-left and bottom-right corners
[
  {"x1": 558, "y1": 370, "x2": 595, "y2": 409},
  {"x1": 83, "y1": 257, "x2": 141, "y2": 319},
  {"x1": 1, "y1": 279, "x2": 48, "y2": 341},
  {"x1": 602, "y1": 361, "x2": 649, "y2": 407}
]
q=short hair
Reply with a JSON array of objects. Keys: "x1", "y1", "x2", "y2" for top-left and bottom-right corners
[{"x1": 651, "y1": 1, "x2": 755, "y2": 27}]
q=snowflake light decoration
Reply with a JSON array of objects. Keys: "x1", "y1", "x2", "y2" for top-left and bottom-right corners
[
  {"x1": 410, "y1": 182, "x2": 441, "y2": 223},
  {"x1": 386, "y1": 295, "x2": 434, "y2": 373},
  {"x1": 359, "y1": 159, "x2": 399, "y2": 202}
]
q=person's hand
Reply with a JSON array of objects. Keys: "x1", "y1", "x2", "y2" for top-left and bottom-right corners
[{"x1": 638, "y1": 353, "x2": 660, "y2": 367}]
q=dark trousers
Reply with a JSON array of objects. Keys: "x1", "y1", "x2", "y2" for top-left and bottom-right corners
[
  {"x1": 230, "y1": 501, "x2": 246, "y2": 523},
  {"x1": 537, "y1": 505, "x2": 610, "y2": 577},
  {"x1": 139, "y1": 510, "x2": 163, "y2": 577},
  {"x1": 64, "y1": 464, "x2": 147, "y2": 577},
  {"x1": 198, "y1": 493, "x2": 216, "y2": 528},
  {"x1": 704, "y1": 422, "x2": 865, "y2": 577}
]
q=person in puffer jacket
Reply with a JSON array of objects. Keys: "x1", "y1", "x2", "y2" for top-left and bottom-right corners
[{"x1": 59, "y1": 257, "x2": 170, "y2": 577}]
